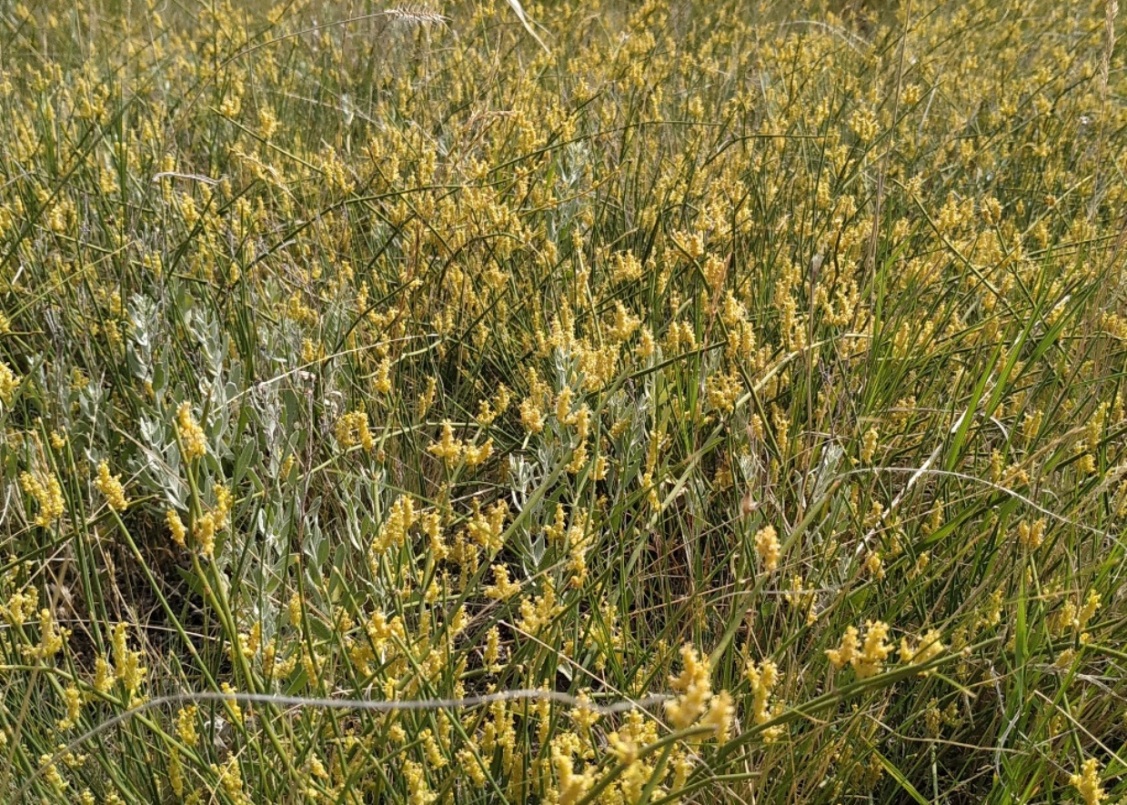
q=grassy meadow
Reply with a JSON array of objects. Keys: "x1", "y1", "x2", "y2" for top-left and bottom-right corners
[{"x1": 1, "y1": 0, "x2": 1127, "y2": 801}]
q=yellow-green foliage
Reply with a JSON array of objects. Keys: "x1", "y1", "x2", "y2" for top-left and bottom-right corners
[{"x1": 0, "y1": 0, "x2": 1125, "y2": 801}]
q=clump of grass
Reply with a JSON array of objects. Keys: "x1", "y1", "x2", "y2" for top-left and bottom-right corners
[{"x1": 1, "y1": 0, "x2": 1126, "y2": 801}]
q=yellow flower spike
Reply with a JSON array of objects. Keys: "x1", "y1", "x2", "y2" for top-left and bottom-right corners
[
  {"x1": 754, "y1": 524, "x2": 780, "y2": 573},
  {"x1": 335, "y1": 409, "x2": 375, "y2": 452},
  {"x1": 865, "y1": 550, "x2": 885, "y2": 580},
  {"x1": 825, "y1": 626, "x2": 860, "y2": 671},
  {"x1": 664, "y1": 643, "x2": 712, "y2": 729},
  {"x1": 860, "y1": 426, "x2": 879, "y2": 464},
  {"x1": 211, "y1": 755, "x2": 248, "y2": 805},
  {"x1": 898, "y1": 629, "x2": 944, "y2": 675},
  {"x1": 57, "y1": 686, "x2": 82, "y2": 730},
  {"x1": 175, "y1": 705, "x2": 199, "y2": 746},
  {"x1": 220, "y1": 682, "x2": 243, "y2": 727},
  {"x1": 519, "y1": 395, "x2": 545, "y2": 434},
  {"x1": 427, "y1": 421, "x2": 464, "y2": 466},
  {"x1": 856, "y1": 620, "x2": 893, "y2": 678},
  {"x1": 516, "y1": 579, "x2": 559, "y2": 636},
  {"x1": 175, "y1": 402, "x2": 207, "y2": 461},
  {"x1": 703, "y1": 690, "x2": 734, "y2": 743},
  {"x1": 484, "y1": 564, "x2": 521, "y2": 600},
  {"x1": 551, "y1": 741, "x2": 594, "y2": 805},
  {"x1": 168, "y1": 750, "x2": 184, "y2": 797},
  {"x1": 373, "y1": 356, "x2": 393, "y2": 395},
  {"x1": 25, "y1": 608, "x2": 68, "y2": 660},
  {"x1": 0, "y1": 360, "x2": 19, "y2": 406},
  {"x1": 483, "y1": 626, "x2": 505, "y2": 672},
  {"x1": 19, "y1": 471, "x2": 65, "y2": 528},
  {"x1": 417, "y1": 376, "x2": 438, "y2": 417},
  {"x1": 457, "y1": 748, "x2": 488, "y2": 789},
  {"x1": 569, "y1": 691, "x2": 600, "y2": 732},
  {"x1": 92, "y1": 657, "x2": 113, "y2": 695},
  {"x1": 1070, "y1": 758, "x2": 1106, "y2": 805},
  {"x1": 110, "y1": 623, "x2": 146, "y2": 699},
  {"x1": 371, "y1": 495, "x2": 417, "y2": 554},
  {"x1": 464, "y1": 438, "x2": 494, "y2": 467},
  {"x1": 166, "y1": 509, "x2": 187, "y2": 547},
  {"x1": 193, "y1": 512, "x2": 217, "y2": 558},
  {"x1": 1077, "y1": 590, "x2": 1101, "y2": 631},
  {"x1": 39, "y1": 754, "x2": 68, "y2": 794},
  {"x1": 746, "y1": 658, "x2": 778, "y2": 722},
  {"x1": 1016, "y1": 518, "x2": 1046, "y2": 550},
  {"x1": 1, "y1": 587, "x2": 37, "y2": 628},
  {"x1": 94, "y1": 460, "x2": 129, "y2": 511}
]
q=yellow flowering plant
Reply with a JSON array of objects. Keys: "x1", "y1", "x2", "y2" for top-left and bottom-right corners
[{"x1": 0, "y1": 0, "x2": 1124, "y2": 801}]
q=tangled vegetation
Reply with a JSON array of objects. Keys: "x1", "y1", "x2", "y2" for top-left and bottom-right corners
[{"x1": 1, "y1": 0, "x2": 1126, "y2": 801}]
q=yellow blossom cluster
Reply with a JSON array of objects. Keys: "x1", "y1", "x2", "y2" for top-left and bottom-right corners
[
  {"x1": 754, "y1": 524, "x2": 781, "y2": 573},
  {"x1": 335, "y1": 409, "x2": 375, "y2": 452},
  {"x1": 0, "y1": 361, "x2": 18, "y2": 406},
  {"x1": 110, "y1": 623, "x2": 147, "y2": 701},
  {"x1": 94, "y1": 460, "x2": 129, "y2": 511},
  {"x1": 192, "y1": 486, "x2": 233, "y2": 558},
  {"x1": 898, "y1": 630, "x2": 945, "y2": 675},
  {"x1": 826, "y1": 621, "x2": 893, "y2": 679},
  {"x1": 746, "y1": 658, "x2": 785, "y2": 743},
  {"x1": 175, "y1": 402, "x2": 207, "y2": 461},
  {"x1": 1071, "y1": 758, "x2": 1106, "y2": 805},
  {"x1": 19, "y1": 471, "x2": 65, "y2": 527},
  {"x1": 664, "y1": 644, "x2": 732, "y2": 742}
]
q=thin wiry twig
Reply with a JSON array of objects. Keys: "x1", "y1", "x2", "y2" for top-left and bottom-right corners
[
  {"x1": 150, "y1": 171, "x2": 220, "y2": 185},
  {"x1": 384, "y1": 6, "x2": 448, "y2": 28},
  {"x1": 855, "y1": 406, "x2": 961, "y2": 558},
  {"x1": 777, "y1": 19, "x2": 870, "y2": 52},
  {"x1": 839, "y1": 466, "x2": 1123, "y2": 546}
]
